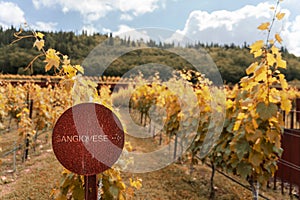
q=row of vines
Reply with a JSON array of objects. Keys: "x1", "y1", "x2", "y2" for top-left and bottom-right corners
[
  {"x1": 0, "y1": 82, "x2": 70, "y2": 159},
  {"x1": 0, "y1": 80, "x2": 143, "y2": 199}
]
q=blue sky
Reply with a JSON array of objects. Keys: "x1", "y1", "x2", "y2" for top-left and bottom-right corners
[{"x1": 0, "y1": 0, "x2": 300, "y2": 56}]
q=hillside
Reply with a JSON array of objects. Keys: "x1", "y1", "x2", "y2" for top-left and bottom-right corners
[{"x1": 1, "y1": 27, "x2": 300, "y2": 83}]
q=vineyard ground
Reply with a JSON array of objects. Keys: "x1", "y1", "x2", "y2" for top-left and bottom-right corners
[{"x1": 0, "y1": 129, "x2": 292, "y2": 199}]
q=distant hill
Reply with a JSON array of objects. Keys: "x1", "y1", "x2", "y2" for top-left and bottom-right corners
[{"x1": 0, "y1": 27, "x2": 300, "y2": 84}]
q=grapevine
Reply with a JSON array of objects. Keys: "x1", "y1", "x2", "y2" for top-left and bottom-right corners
[{"x1": 208, "y1": 1, "x2": 298, "y2": 199}]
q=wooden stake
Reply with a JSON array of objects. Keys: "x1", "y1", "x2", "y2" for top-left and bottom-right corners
[{"x1": 85, "y1": 175, "x2": 98, "y2": 200}]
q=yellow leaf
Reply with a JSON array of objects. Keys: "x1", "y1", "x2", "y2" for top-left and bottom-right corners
[
  {"x1": 281, "y1": 98, "x2": 291, "y2": 113},
  {"x1": 251, "y1": 119, "x2": 258, "y2": 129},
  {"x1": 281, "y1": 93, "x2": 291, "y2": 113},
  {"x1": 267, "y1": 53, "x2": 276, "y2": 66},
  {"x1": 23, "y1": 108, "x2": 29, "y2": 113},
  {"x1": 277, "y1": 57, "x2": 287, "y2": 69},
  {"x1": 33, "y1": 39, "x2": 44, "y2": 51},
  {"x1": 255, "y1": 72, "x2": 267, "y2": 82},
  {"x1": 117, "y1": 182, "x2": 126, "y2": 190},
  {"x1": 246, "y1": 62, "x2": 258, "y2": 75},
  {"x1": 270, "y1": 6, "x2": 275, "y2": 10},
  {"x1": 275, "y1": 33, "x2": 283, "y2": 44},
  {"x1": 16, "y1": 112, "x2": 22, "y2": 118},
  {"x1": 254, "y1": 49, "x2": 263, "y2": 58},
  {"x1": 250, "y1": 40, "x2": 264, "y2": 54},
  {"x1": 271, "y1": 45, "x2": 279, "y2": 55},
  {"x1": 257, "y1": 22, "x2": 270, "y2": 30},
  {"x1": 278, "y1": 74, "x2": 288, "y2": 89},
  {"x1": 226, "y1": 99, "x2": 234, "y2": 109},
  {"x1": 254, "y1": 64, "x2": 267, "y2": 81},
  {"x1": 63, "y1": 65, "x2": 76, "y2": 78},
  {"x1": 44, "y1": 49, "x2": 60, "y2": 72},
  {"x1": 35, "y1": 32, "x2": 44, "y2": 39},
  {"x1": 62, "y1": 168, "x2": 71, "y2": 175},
  {"x1": 242, "y1": 78, "x2": 259, "y2": 91},
  {"x1": 129, "y1": 178, "x2": 142, "y2": 190},
  {"x1": 276, "y1": 12, "x2": 285, "y2": 20},
  {"x1": 118, "y1": 194, "x2": 126, "y2": 200},
  {"x1": 74, "y1": 65, "x2": 84, "y2": 74},
  {"x1": 237, "y1": 112, "x2": 246, "y2": 120},
  {"x1": 269, "y1": 88, "x2": 280, "y2": 103},
  {"x1": 62, "y1": 55, "x2": 70, "y2": 65},
  {"x1": 233, "y1": 120, "x2": 242, "y2": 131}
]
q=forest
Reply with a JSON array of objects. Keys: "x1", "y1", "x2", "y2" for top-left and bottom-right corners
[{"x1": 0, "y1": 26, "x2": 300, "y2": 84}]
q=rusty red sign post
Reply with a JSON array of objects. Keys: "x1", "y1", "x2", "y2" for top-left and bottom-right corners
[{"x1": 52, "y1": 103, "x2": 125, "y2": 200}]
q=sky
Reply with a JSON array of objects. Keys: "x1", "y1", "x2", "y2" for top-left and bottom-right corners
[{"x1": 0, "y1": 0, "x2": 300, "y2": 56}]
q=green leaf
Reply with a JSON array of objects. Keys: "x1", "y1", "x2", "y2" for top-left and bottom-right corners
[
  {"x1": 249, "y1": 150, "x2": 263, "y2": 167},
  {"x1": 237, "y1": 162, "x2": 252, "y2": 179},
  {"x1": 61, "y1": 176, "x2": 72, "y2": 188},
  {"x1": 256, "y1": 102, "x2": 278, "y2": 120},
  {"x1": 109, "y1": 185, "x2": 119, "y2": 198},
  {"x1": 266, "y1": 129, "x2": 278, "y2": 143},
  {"x1": 72, "y1": 185, "x2": 84, "y2": 200},
  {"x1": 260, "y1": 139, "x2": 273, "y2": 156},
  {"x1": 273, "y1": 146, "x2": 283, "y2": 156},
  {"x1": 246, "y1": 129, "x2": 262, "y2": 142},
  {"x1": 235, "y1": 138, "x2": 250, "y2": 160}
]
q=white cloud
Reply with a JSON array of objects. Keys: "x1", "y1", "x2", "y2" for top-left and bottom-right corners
[
  {"x1": 32, "y1": 0, "x2": 161, "y2": 23},
  {"x1": 170, "y1": 2, "x2": 300, "y2": 56},
  {"x1": 283, "y1": 15, "x2": 300, "y2": 56},
  {"x1": 32, "y1": 21, "x2": 58, "y2": 31},
  {"x1": 113, "y1": 25, "x2": 150, "y2": 42},
  {"x1": 33, "y1": 0, "x2": 112, "y2": 23},
  {"x1": 175, "y1": 2, "x2": 274, "y2": 44},
  {"x1": 282, "y1": 0, "x2": 300, "y2": 14},
  {"x1": 0, "y1": 1, "x2": 26, "y2": 28},
  {"x1": 117, "y1": 0, "x2": 160, "y2": 16},
  {"x1": 32, "y1": 0, "x2": 56, "y2": 9},
  {"x1": 102, "y1": 27, "x2": 112, "y2": 34},
  {"x1": 120, "y1": 14, "x2": 133, "y2": 21}
]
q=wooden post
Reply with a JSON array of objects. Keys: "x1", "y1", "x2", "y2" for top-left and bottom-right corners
[
  {"x1": 13, "y1": 142, "x2": 16, "y2": 172},
  {"x1": 281, "y1": 180, "x2": 284, "y2": 195},
  {"x1": 159, "y1": 132, "x2": 162, "y2": 145},
  {"x1": 174, "y1": 134, "x2": 178, "y2": 160},
  {"x1": 148, "y1": 118, "x2": 151, "y2": 133},
  {"x1": 273, "y1": 173, "x2": 277, "y2": 190},
  {"x1": 84, "y1": 175, "x2": 98, "y2": 200},
  {"x1": 291, "y1": 110, "x2": 294, "y2": 129},
  {"x1": 289, "y1": 183, "x2": 292, "y2": 196}
]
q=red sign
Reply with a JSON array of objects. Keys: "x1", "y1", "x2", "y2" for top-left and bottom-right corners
[{"x1": 52, "y1": 103, "x2": 124, "y2": 175}]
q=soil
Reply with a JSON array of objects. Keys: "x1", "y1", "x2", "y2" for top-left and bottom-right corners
[{"x1": 0, "y1": 128, "x2": 294, "y2": 200}]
